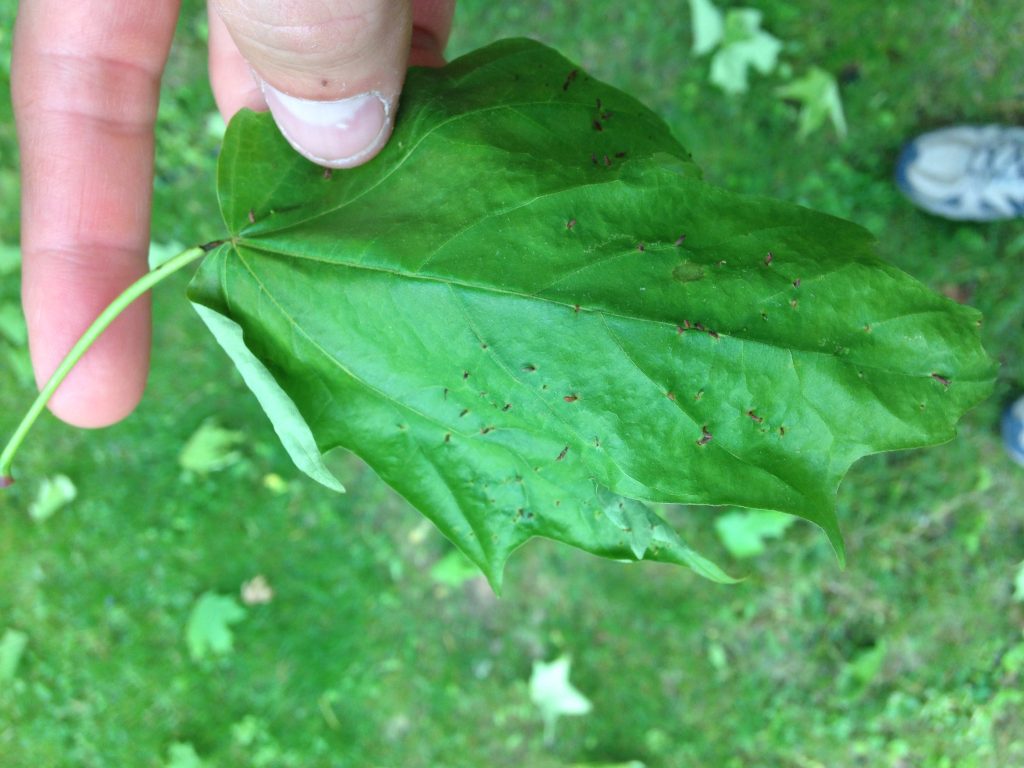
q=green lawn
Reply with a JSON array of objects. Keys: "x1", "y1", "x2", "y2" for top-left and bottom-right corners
[{"x1": 2, "y1": 2, "x2": 1023, "y2": 766}]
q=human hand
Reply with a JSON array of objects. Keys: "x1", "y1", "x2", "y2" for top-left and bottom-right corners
[{"x1": 11, "y1": 0, "x2": 454, "y2": 427}]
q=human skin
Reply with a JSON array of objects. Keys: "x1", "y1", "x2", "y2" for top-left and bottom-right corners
[{"x1": 11, "y1": 0, "x2": 455, "y2": 428}]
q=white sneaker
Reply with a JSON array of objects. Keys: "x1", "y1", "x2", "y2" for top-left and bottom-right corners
[
  {"x1": 1003, "y1": 395, "x2": 1024, "y2": 467},
  {"x1": 895, "y1": 125, "x2": 1024, "y2": 221}
]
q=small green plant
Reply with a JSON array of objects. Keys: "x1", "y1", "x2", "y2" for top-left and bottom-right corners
[{"x1": 1, "y1": 39, "x2": 995, "y2": 589}]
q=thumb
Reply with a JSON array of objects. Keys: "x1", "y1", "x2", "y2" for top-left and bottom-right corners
[{"x1": 211, "y1": 0, "x2": 413, "y2": 168}]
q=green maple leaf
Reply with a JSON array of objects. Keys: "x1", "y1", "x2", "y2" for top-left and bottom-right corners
[
  {"x1": 178, "y1": 418, "x2": 245, "y2": 474},
  {"x1": 185, "y1": 39, "x2": 994, "y2": 589},
  {"x1": 185, "y1": 592, "x2": 247, "y2": 661},
  {"x1": 776, "y1": 67, "x2": 848, "y2": 139},
  {"x1": 530, "y1": 655, "x2": 593, "y2": 745},
  {"x1": 28, "y1": 474, "x2": 76, "y2": 522},
  {"x1": 688, "y1": 0, "x2": 725, "y2": 56},
  {"x1": 714, "y1": 509, "x2": 796, "y2": 558},
  {"x1": 709, "y1": 9, "x2": 782, "y2": 94}
]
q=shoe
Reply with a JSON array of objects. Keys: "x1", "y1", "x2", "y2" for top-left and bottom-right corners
[
  {"x1": 1003, "y1": 395, "x2": 1024, "y2": 466},
  {"x1": 895, "y1": 125, "x2": 1024, "y2": 221}
]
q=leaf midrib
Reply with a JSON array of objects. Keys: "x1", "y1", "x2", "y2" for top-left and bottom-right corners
[{"x1": 232, "y1": 238, "x2": 976, "y2": 387}]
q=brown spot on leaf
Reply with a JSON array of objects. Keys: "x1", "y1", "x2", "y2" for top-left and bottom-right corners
[
  {"x1": 502, "y1": 403, "x2": 512, "y2": 412},
  {"x1": 931, "y1": 373, "x2": 951, "y2": 388},
  {"x1": 696, "y1": 425, "x2": 713, "y2": 446},
  {"x1": 593, "y1": 120, "x2": 604, "y2": 132},
  {"x1": 564, "y1": 394, "x2": 578, "y2": 403},
  {"x1": 567, "y1": 219, "x2": 576, "y2": 230},
  {"x1": 793, "y1": 278, "x2": 801, "y2": 288},
  {"x1": 674, "y1": 234, "x2": 687, "y2": 246},
  {"x1": 459, "y1": 408, "x2": 470, "y2": 418},
  {"x1": 523, "y1": 364, "x2": 537, "y2": 373},
  {"x1": 666, "y1": 391, "x2": 676, "y2": 401},
  {"x1": 563, "y1": 69, "x2": 578, "y2": 90},
  {"x1": 748, "y1": 410, "x2": 764, "y2": 423},
  {"x1": 765, "y1": 251, "x2": 774, "y2": 266},
  {"x1": 463, "y1": 371, "x2": 470, "y2": 380},
  {"x1": 322, "y1": 168, "x2": 333, "y2": 180},
  {"x1": 556, "y1": 445, "x2": 569, "y2": 462},
  {"x1": 247, "y1": 209, "x2": 255, "y2": 224}
]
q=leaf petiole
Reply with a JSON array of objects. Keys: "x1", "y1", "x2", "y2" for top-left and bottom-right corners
[{"x1": 0, "y1": 243, "x2": 215, "y2": 487}]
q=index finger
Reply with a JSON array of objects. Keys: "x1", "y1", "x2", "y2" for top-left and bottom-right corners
[{"x1": 12, "y1": 0, "x2": 180, "y2": 427}]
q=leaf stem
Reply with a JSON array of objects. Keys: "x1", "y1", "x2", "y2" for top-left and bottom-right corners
[{"x1": 0, "y1": 244, "x2": 214, "y2": 487}]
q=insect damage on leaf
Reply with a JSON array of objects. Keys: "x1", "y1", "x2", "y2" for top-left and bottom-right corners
[{"x1": 187, "y1": 38, "x2": 995, "y2": 590}]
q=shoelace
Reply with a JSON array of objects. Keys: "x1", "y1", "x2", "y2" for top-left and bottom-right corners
[{"x1": 968, "y1": 134, "x2": 1024, "y2": 182}]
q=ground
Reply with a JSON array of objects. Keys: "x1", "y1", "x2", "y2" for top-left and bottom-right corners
[{"x1": 1, "y1": 1, "x2": 1023, "y2": 766}]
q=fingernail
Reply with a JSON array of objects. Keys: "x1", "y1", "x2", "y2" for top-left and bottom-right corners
[{"x1": 260, "y1": 84, "x2": 390, "y2": 168}]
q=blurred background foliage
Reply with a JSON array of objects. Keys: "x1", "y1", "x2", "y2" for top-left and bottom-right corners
[{"x1": 1, "y1": 1, "x2": 1023, "y2": 766}]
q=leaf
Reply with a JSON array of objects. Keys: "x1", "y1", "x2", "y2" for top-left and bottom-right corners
[
  {"x1": 1014, "y1": 561, "x2": 1024, "y2": 602},
  {"x1": 709, "y1": 9, "x2": 782, "y2": 94},
  {"x1": 0, "y1": 628, "x2": 28, "y2": 681},
  {"x1": 776, "y1": 67, "x2": 848, "y2": 139},
  {"x1": 185, "y1": 591, "x2": 246, "y2": 661},
  {"x1": 178, "y1": 418, "x2": 245, "y2": 474},
  {"x1": 714, "y1": 509, "x2": 796, "y2": 558},
  {"x1": 688, "y1": 0, "x2": 724, "y2": 56},
  {"x1": 28, "y1": 474, "x2": 77, "y2": 522},
  {"x1": 188, "y1": 38, "x2": 994, "y2": 589},
  {"x1": 529, "y1": 655, "x2": 593, "y2": 744},
  {"x1": 430, "y1": 549, "x2": 483, "y2": 588},
  {"x1": 165, "y1": 743, "x2": 205, "y2": 768}
]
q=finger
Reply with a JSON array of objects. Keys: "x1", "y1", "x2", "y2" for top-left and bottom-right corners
[
  {"x1": 208, "y1": 0, "x2": 454, "y2": 119},
  {"x1": 409, "y1": 0, "x2": 455, "y2": 68},
  {"x1": 210, "y1": 0, "x2": 445, "y2": 168},
  {"x1": 12, "y1": 0, "x2": 180, "y2": 427}
]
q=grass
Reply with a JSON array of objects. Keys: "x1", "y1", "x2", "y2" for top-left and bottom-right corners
[{"x1": 2, "y1": 1, "x2": 1023, "y2": 766}]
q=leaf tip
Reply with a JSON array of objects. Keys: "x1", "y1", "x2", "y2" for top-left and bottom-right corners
[{"x1": 825, "y1": 526, "x2": 847, "y2": 569}]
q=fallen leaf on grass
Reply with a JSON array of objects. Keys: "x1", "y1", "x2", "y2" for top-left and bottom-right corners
[
  {"x1": 28, "y1": 474, "x2": 76, "y2": 522},
  {"x1": 186, "y1": 591, "x2": 247, "y2": 661},
  {"x1": 179, "y1": 419, "x2": 245, "y2": 474},
  {"x1": 530, "y1": 655, "x2": 593, "y2": 745}
]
